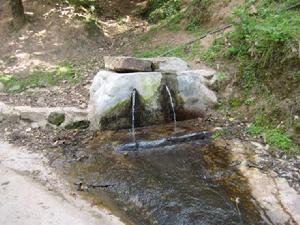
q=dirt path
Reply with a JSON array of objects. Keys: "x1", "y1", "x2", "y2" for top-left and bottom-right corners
[{"x1": 0, "y1": 142, "x2": 125, "y2": 225}]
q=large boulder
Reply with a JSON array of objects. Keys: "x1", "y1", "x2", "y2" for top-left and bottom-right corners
[
  {"x1": 89, "y1": 68, "x2": 218, "y2": 130},
  {"x1": 146, "y1": 57, "x2": 190, "y2": 72},
  {"x1": 104, "y1": 56, "x2": 153, "y2": 72},
  {"x1": 89, "y1": 71, "x2": 162, "y2": 130}
]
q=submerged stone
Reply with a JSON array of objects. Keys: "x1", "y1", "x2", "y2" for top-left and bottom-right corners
[{"x1": 115, "y1": 131, "x2": 212, "y2": 152}]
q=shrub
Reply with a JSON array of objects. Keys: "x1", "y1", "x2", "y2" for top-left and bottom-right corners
[
  {"x1": 185, "y1": 0, "x2": 211, "y2": 30},
  {"x1": 142, "y1": 0, "x2": 182, "y2": 23},
  {"x1": 227, "y1": 1, "x2": 300, "y2": 73}
]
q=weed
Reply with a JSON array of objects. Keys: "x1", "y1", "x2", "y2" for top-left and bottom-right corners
[
  {"x1": 185, "y1": 0, "x2": 211, "y2": 30},
  {"x1": 212, "y1": 129, "x2": 225, "y2": 140},
  {"x1": 246, "y1": 120, "x2": 299, "y2": 154},
  {"x1": 246, "y1": 124, "x2": 264, "y2": 136},
  {"x1": 216, "y1": 72, "x2": 227, "y2": 81},
  {"x1": 200, "y1": 39, "x2": 224, "y2": 62},
  {"x1": 142, "y1": 0, "x2": 182, "y2": 23},
  {"x1": 265, "y1": 129, "x2": 296, "y2": 151},
  {"x1": 244, "y1": 97, "x2": 255, "y2": 105},
  {"x1": 226, "y1": 1, "x2": 300, "y2": 84},
  {"x1": 229, "y1": 98, "x2": 242, "y2": 108}
]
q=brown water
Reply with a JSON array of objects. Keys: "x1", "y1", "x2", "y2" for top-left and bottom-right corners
[{"x1": 54, "y1": 121, "x2": 268, "y2": 225}]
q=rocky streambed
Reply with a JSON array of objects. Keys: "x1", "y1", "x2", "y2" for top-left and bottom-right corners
[
  {"x1": 1, "y1": 117, "x2": 299, "y2": 225},
  {"x1": 50, "y1": 122, "x2": 272, "y2": 225}
]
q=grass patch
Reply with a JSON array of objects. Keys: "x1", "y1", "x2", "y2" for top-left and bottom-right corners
[
  {"x1": 185, "y1": 0, "x2": 211, "y2": 31},
  {"x1": 224, "y1": 0, "x2": 300, "y2": 89},
  {"x1": 212, "y1": 128, "x2": 225, "y2": 140},
  {"x1": 200, "y1": 39, "x2": 224, "y2": 63},
  {"x1": 0, "y1": 63, "x2": 78, "y2": 93},
  {"x1": 246, "y1": 122, "x2": 299, "y2": 154},
  {"x1": 141, "y1": 0, "x2": 182, "y2": 23},
  {"x1": 134, "y1": 37, "x2": 206, "y2": 61}
]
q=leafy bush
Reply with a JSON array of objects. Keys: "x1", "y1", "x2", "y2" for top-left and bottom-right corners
[
  {"x1": 142, "y1": 0, "x2": 182, "y2": 23},
  {"x1": 185, "y1": 0, "x2": 211, "y2": 31}
]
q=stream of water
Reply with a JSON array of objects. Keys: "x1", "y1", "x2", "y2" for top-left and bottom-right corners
[
  {"x1": 165, "y1": 85, "x2": 177, "y2": 131},
  {"x1": 131, "y1": 89, "x2": 137, "y2": 144},
  {"x1": 54, "y1": 121, "x2": 268, "y2": 225}
]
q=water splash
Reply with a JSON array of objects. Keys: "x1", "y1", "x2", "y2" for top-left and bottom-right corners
[
  {"x1": 165, "y1": 85, "x2": 177, "y2": 131},
  {"x1": 131, "y1": 88, "x2": 137, "y2": 143}
]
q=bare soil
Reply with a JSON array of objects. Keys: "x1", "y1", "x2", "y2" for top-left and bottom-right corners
[{"x1": 0, "y1": 0, "x2": 147, "y2": 107}]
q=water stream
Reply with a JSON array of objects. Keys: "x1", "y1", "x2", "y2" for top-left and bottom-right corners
[
  {"x1": 165, "y1": 85, "x2": 177, "y2": 131},
  {"x1": 54, "y1": 121, "x2": 267, "y2": 225},
  {"x1": 131, "y1": 89, "x2": 137, "y2": 144}
]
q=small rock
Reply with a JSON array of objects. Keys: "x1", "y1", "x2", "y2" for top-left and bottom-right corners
[
  {"x1": 47, "y1": 112, "x2": 65, "y2": 126},
  {"x1": 269, "y1": 171, "x2": 278, "y2": 178},
  {"x1": 79, "y1": 103, "x2": 87, "y2": 109}
]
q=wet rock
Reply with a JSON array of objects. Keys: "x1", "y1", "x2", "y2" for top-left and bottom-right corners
[
  {"x1": 104, "y1": 56, "x2": 153, "y2": 72},
  {"x1": 176, "y1": 70, "x2": 217, "y2": 114},
  {"x1": 48, "y1": 112, "x2": 65, "y2": 126},
  {"x1": 147, "y1": 57, "x2": 189, "y2": 72},
  {"x1": 89, "y1": 70, "x2": 162, "y2": 130},
  {"x1": 89, "y1": 66, "x2": 218, "y2": 130}
]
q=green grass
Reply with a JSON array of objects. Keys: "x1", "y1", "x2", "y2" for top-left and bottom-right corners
[
  {"x1": 200, "y1": 39, "x2": 224, "y2": 63},
  {"x1": 134, "y1": 34, "x2": 209, "y2": 61},
  {"x1": 0, "y1": 63, "x2": 78, "y2": 93},
  {"x1": 212, "y1": 129, "x2": 225, "y2": 140},
  {"x1": 224, "y1": 0, "x2": 300, "y2": 83},
  {"x1": 141, "y1": 0, "x2": 182, "y2": 23},
  {"x1": 246, "y1": 123, "x2": 299, "y2": 154}
]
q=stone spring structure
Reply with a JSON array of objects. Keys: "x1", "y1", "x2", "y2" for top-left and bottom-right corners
[{"x1": 88, "y1": 56, "x2": 218, "y2": 130}]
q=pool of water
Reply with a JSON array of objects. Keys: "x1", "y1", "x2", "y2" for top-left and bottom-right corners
[{"x1": 54, "y1": 121, "x2": 268, "y2": 225}]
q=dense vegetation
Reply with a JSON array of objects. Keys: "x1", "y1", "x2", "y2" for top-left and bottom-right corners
[
  {"x1": 223, "y1": 0, "x2": 300, "y2": 153},
  {"x1": 134, "y1": 0, "x2": 300, "y2": 153}
]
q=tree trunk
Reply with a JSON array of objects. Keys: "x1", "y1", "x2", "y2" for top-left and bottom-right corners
[{"x1": 10, "y1": 0, "x2": 25, "y2": 28}]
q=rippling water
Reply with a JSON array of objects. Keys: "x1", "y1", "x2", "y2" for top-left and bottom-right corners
[{"x1": 54, "y1": 121, "x2": 268, "y2": 225}]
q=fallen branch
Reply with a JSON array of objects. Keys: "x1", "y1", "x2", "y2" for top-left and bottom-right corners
[{"x1": 115, "y1": 131, "x2": 212, "y2": 152}]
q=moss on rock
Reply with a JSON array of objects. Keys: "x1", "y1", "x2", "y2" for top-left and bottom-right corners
[{"x1": 47, "y1": 112, "x2": 65, "y2": 126}]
